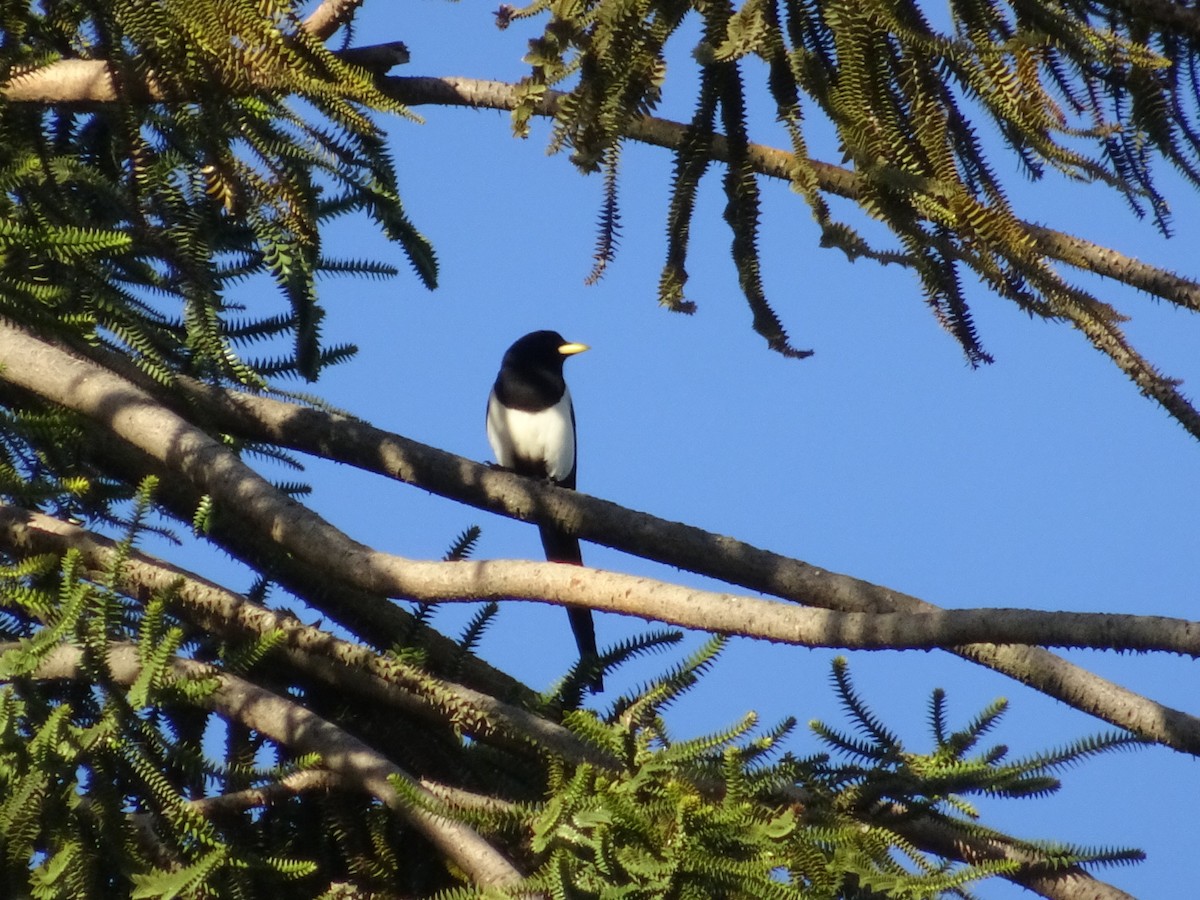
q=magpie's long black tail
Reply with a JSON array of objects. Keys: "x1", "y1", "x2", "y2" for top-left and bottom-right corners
[{"x1": 539, "y1": 524, "x2": 603, "y2": 693}]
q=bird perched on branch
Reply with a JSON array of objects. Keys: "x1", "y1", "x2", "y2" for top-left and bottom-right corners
[{"x1": 487, "y1": 330, "x2": 602, "y2": 692}]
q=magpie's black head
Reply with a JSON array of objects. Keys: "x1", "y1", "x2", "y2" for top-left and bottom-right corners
[
  {"x1": 501, "y1": 331, "x2": 589, "y2": 375},
  {"x1": 494, "y1": 331, "x2": 588, "y2": 412}
]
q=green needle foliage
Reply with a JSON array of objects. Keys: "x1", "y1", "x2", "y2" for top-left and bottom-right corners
[
  {"x1": 0, "y1": 504, "x2": 1143, "y2": 897},
  {"x1": 0, "y1": 0, "x2": 434, "y2": 389},
  {"x1": 807, "y1": 658, "x2": 1145, "y2": 895},
  {"x1": 0, "y1": 485, "x2": 314, "y2": 897},
  {"x1": 505, "y1": 0, "x2": 1200, "y2": 436},
  {"x1": 0, "y1": 0, "x2": 436, "y2": 528},
  {"x1": 0, "y1": 2, "x2": 1171, "y2": 896},
  {"x1": 393, "y1": 643, "x2": 1143, "y2": 899}
]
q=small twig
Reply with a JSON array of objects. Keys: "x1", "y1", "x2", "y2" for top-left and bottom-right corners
[{"x1": 189, "y1": 770, "x2": 344, "y2": 816}]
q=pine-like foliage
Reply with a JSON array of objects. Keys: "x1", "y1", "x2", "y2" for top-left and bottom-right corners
[
  {"x1": 0, "y1": 508, "x2": 1143, "y2": 898},
  {"x1": 0, "y1": 0, "x2": 435, "y2": 523},
  {"x1": 506, "y1": 0, "x2": 1200, "y2": 436},
  {"x1": 0, "y1": 483, "x2": 317, "y2": 896},
  {"x1": 385, "y1": 645, "x2": 1142, "y2": 899},
  {"x1": 805, "y1": 658, "x2": 1145, "y2": 896},
  {"x1": 0, "y1": 3, "x2": 1165, "y2": 897},
  {"x1": 0, "y1": 0, "x2": 433, "y2": 391}
]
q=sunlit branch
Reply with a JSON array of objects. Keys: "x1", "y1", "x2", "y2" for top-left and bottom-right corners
[
  {"x1": 0, "y1": 503, "x2": 610, "y2": 767},
  {"x1": 302, "y1": 0, "x2": 365, "y2": 41},
  {"x1": 6, "y1": 500, "x2": 1199, "y2": 660},
  {"x1": 0, "y1": 42, "x2": 409, "y2": 103},
  {"x1": 1, "y1": 324, "x2": 1199, "y2": 758}
]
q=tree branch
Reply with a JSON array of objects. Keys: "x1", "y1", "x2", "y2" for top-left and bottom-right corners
[
  {"x1": 378, "y1": 75, "x2": 1200, "y2": 314},
  {"x1": 188, "y1": 769, "x2": 344, "y2": 816},
  {"x1": 302, "y1": 0, "x2": 365, "y2": 41},
  {"x1": 3, "y1": 505, "x2": 1125, "y2": 900},
  {"x1": 0, "y1": 39, "x2": 409, "y2": 103},
  {"x1": 0, "y1": 503, "x2": 610, "y2": 767},
  {"x1": 8, "y1": 493, "x2": 1198, "y2": 665},
  {"x1": 10, "y1": 642, "x2": 525, "y2": 889},
  {"x1": 2, "y1": 325, "x2": 1199, "y2": 758},
  {"x1": 182, "y1": 769, "x2": 515, "y2": 831}
]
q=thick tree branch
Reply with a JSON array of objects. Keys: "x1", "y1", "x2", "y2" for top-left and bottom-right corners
[
  {"x1": 0, "y1": 503, "x2": 611, "y2": 767},
  {"x1": 2, "y1": 325, "x2": 1199, "y2": 759},
  {"x1": 7, "y1": 495, "x2": 1197, "y2": 665},
  {"x1": 0, "y1": 508, "x2": 1122, "y2": 900},
  {"x1": 0, "y1": 40, "x2": 408, "y2": 103},
  {"x1": 9, "y1": 642, "x2": 525, "y2": 889}
]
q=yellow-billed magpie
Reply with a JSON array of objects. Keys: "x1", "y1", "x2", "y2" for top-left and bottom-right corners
[{"x1": 487, "y1": 330, "x2": 602, "y2": 692}]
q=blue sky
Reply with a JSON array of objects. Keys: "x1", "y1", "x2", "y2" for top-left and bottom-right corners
[{"x1": 205, "y1": 3, "x2": 1200, "y2": 895}]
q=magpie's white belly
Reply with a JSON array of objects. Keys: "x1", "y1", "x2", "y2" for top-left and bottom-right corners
[{"x1": 487, "y1": 389, "x2": 575, "y2": 482}]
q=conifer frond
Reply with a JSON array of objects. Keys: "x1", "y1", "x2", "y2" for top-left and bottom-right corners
[
  {"x1": 240, "y1": 441, "x2": 307, "y2": 472},
  {"x1": 585, "y1": 141, "x2": 623, "y2": 285},
  {"x1": 614, "y1": 634, "x2": 727, "y2": 731},
  {"x1": 829, "y1": 655, "x2": 901, "y2": 752},
  {"x1": 514, "y1": 0, "x2": 1200, "y2": 435},
  {"x1": 316, "y1": 256, "x2": 402, "y2": 279},
  {"x1": 444, "y1": 526, "x2": 483, "y2": 562},
  {"x1": 659, "y1": 27, "x2": 720, "y2": 315},
  {"x1": 0, "y1": 0, "x2": 428, "y2": 395},
  {"x1": 457, "y1": 601, "x2": 500, "y2": 661},
  {"x1": 810, "y1": 658, "x2": 1145, "y2": 883}
]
